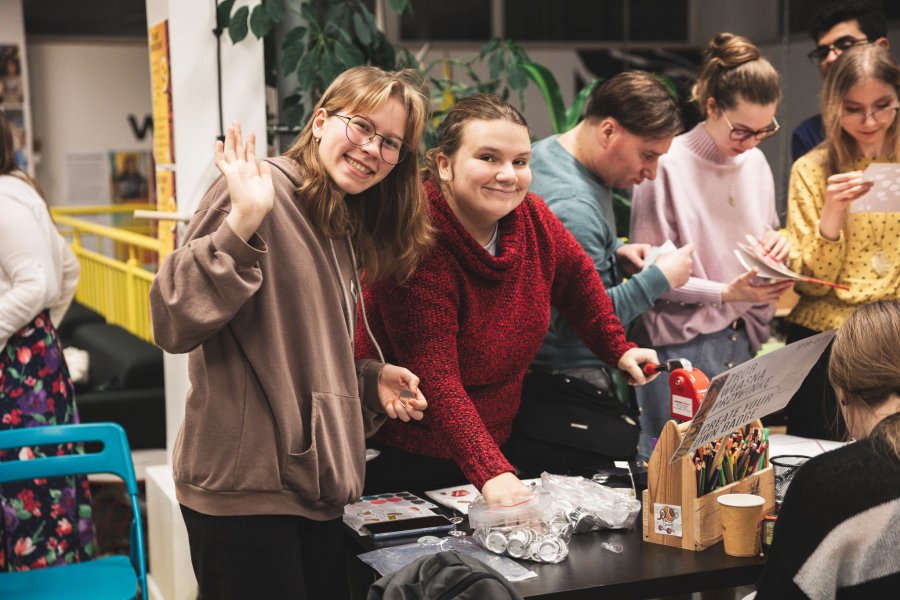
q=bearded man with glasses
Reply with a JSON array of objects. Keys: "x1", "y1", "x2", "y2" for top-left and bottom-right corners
[{"x1": 792, "y1": 0, "x2": 889, "y2": 161}]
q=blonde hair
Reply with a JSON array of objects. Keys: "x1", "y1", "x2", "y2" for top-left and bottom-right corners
[
  {"x1": 829, "y1": 300, "x2": 900, "y2": 458},
  {"x1": 691, "y1": 33, "x2": 781, "y2": 118},
  {"x1": 284, "y1": 67, "x2": 433, "y2": 283},
  {"x1": 820, "y1": 44, "x2": 900, "y2": 176}
]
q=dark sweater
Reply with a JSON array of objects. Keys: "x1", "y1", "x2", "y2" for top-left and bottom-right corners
[
  {"x1": 356, "y1": 181, "x2": 634, "y2": 489},
  {"x1": 756, "y1": 414, "x2": 900, "y2": 599},
  {"x1": 791, "y1": 114, "x2": 824, "y2": 162}
]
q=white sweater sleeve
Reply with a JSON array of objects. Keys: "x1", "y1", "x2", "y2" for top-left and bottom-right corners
[
  {"x1": 0, "y1": 199, "x2": 64, "y2": 349},
  {"x1": 50, "y1": 242, "x2": 80, "y2": 328}
]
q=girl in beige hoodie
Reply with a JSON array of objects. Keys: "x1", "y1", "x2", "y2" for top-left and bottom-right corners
[{"x1": 150, "y1": 67, "x2": 432, "y2": 600}]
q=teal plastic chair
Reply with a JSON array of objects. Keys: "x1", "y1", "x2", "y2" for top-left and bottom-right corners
[{"x1": 0, "y1": 423, "x2": 147, "y2": 600}]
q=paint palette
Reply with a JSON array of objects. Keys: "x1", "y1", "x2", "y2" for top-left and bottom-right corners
[{"x1": 343, "y1": 492, "x2": 439, "y2": 534}]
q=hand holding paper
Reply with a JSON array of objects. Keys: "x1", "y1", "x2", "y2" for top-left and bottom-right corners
[
  {"x1": 734, "y1": 233, "x2": 848, "y2": 291},
  {"x1": 850, "y1": 163, "x2": 900, "y2": 213},
  {"x1": 643, "y1": 240, "x2": 694, "y2": 289}
]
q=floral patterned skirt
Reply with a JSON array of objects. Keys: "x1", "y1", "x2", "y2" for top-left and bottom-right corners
[{"x1": 0, "y1": 310, "x2": 96, "y2": 571}]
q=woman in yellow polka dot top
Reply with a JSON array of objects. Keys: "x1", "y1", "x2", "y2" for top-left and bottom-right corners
[{"x1": 785, "y1": 43, "x2": 900, "y2": 440}]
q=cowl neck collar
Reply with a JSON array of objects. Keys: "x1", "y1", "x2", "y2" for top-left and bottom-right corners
[{"x1": 424, "y1": 180, "x2": 525, "y2": 281}]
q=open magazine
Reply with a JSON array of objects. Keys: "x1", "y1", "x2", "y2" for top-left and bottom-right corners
[{"x1": 734, "y1": 234, "x2": 848, "y2": 291}]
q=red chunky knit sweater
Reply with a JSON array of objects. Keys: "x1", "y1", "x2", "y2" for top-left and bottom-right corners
[{"x1": 356, "y1": 181, "x2": 635, "y2": 489}]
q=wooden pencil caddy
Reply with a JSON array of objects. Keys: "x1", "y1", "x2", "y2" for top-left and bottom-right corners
[{"x1": 642, "y1": 419, "x2": 775, "y2": 551}]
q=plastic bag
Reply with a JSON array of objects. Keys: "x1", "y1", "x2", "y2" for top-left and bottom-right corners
[
  {"x1": 540, "y1": 472, "x2": 641, "y2": 531},
  {"x1": 357, "y1": 535, "x2": 537, "y2": 582},
  {"x1": 468, "y1": 488, "x2": 572, "y2": 563}
]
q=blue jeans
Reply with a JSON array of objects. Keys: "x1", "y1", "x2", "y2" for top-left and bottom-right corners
[{"x1": 635, "y1": 326, "x2": 752, "y2": 461}]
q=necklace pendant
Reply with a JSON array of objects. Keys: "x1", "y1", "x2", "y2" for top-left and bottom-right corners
[{"x1": 871, "y1": 251, "x2": 892, "y2": 277}]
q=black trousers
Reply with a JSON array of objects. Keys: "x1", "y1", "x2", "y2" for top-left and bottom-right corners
[
  {"x1": 783, "y1": 322, "x2": 844, "y2": 441},
  {"x1": 180, "y1": 505, "x2": 349, "y2": 600}
]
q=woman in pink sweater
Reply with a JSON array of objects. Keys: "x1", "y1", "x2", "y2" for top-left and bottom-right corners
[
  {"x1": 630, "y1": 33, "x2": 792, "y2": 461},
  {"x1": 357, "y1": 94, "x2": 659, "y2": 506}
]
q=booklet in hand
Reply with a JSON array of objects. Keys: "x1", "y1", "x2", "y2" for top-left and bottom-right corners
[{"x1": 734, "y1": 234, "x2": 848, "y2": 291}]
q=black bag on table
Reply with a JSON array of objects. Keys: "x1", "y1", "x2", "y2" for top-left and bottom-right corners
[{"x1": 514, "y1": 367, "x2": 640, "y2": 463}]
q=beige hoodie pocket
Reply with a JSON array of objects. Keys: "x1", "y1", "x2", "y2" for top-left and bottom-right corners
[{"x1": 282, "y1": 391, "x2": 363, "y2": 505}]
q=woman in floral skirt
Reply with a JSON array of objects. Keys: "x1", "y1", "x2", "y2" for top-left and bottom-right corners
[{"x1": 0, "y1": 109, "x2": 95, "y2": 570}]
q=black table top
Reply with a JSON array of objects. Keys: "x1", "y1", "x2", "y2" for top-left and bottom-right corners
[{"x1": 346, "y1": 509, "x2": 765, "y2": 599}]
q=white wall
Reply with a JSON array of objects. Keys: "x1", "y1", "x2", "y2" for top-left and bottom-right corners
[{"x1": 28, "y1": 40, "x2": 152, "y2": 204}]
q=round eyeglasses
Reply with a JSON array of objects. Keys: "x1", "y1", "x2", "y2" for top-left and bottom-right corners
[
  {"x1": 720, "y1": 110, "x2": 781, "y2": 143},
  {"x1": 840, "y1": 103, "x2": 899, "y2": 126},
  {"x1": 332, "y1": 114, "x2": 408, "y2": 165}
]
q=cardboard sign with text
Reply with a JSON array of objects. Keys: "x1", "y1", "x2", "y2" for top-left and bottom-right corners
[{"x1": 670, "y1": 330, "x2": 836, "y2": 463}]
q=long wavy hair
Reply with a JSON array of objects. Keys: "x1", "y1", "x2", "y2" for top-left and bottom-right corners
[
  {"x1": 820, "y1": 44, "x2": 900, "y2": 176},
  {"x1": 829, "y1": 300, "x2": 900, "y2": 458},
  {"x1": 691, "y1": 33, "x2": 781, "y2": 118},
  {"x1": 284, "y1": 67, "x2": 433, "y2": 283}
]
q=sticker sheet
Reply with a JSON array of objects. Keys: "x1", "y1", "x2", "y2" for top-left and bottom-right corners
[
  {"x1": 425, "y1": 479, "x2": 541, "y2": 515},
  {"x1": 343, "y1": 491, "x2": 438, "y2": 534}
]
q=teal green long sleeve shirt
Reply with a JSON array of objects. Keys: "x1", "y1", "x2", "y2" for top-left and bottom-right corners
[{"x1": 530, "y1": 136, "x2": 670, "y2": 369}]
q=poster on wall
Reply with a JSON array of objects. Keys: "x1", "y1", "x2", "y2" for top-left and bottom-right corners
[
  {"x1": 111, "y1": 150, "x2": 151, "y2": 203},
  {"x1": 109, "y1": 150, "x2": 156, "y2": 266},
  {"x1": 155, "y1": 167, "x2": 177, "y2": 257},
  {"x1": 148, "y1": 20, "x2": 177, "y2": 254},
  {"x1": 149, "y1": 21, "x2": 174, "y2": 167},
  {"x1": 0, "y1": 45, "x2": 28, "y2": 171}
]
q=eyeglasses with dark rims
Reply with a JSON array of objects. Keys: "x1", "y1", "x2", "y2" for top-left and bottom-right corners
[
  {"x1": 807, "y1": 36, "x2": 868, "y2": 62},
  {"x1": 720, "y1": 111, "x2": 781, "y2": 143},
  {"x1": 331, "y1": 113, "x2": 408, "y2": 165}
]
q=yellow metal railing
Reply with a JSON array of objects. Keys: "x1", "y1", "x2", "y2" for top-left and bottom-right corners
[{"x1": 51, "y1": 204, "x2": 159, "y2": 343}]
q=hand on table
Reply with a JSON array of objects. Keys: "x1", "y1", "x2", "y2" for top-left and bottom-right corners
[{"x1": 481, "y1": 472, "x2": 533, "y2": 507}]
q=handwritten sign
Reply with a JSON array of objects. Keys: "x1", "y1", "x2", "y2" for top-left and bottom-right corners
[{"x1": 671, "y1": 330, "x2": 836, "y2": 463}]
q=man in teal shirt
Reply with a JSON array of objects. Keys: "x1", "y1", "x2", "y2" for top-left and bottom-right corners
[{"x1": 528, "y1": 71, "x2": 692, "y2": 458}]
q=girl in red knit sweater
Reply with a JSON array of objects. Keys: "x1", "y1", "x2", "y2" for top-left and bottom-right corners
[{"x1": 357, "y1": 95, "x2": 659, "y2": 506}]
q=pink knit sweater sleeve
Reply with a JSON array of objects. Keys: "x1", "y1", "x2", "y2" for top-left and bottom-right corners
[
  {"x1": 365, "y1": 259, "x2": 516, "y2": 489},
  {"x1": 631, "y1": 166, "x2": 725, "y2": 305}
]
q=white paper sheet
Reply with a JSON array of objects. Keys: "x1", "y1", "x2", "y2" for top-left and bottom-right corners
[
  {"x1": 642, "y1": 240, "x2": 677, "y2": 272},
  {"x1": 425, "y1": 479, "x2": 541, "y2": 515},
  {"x1": 768, "y1": 433, "x2": 846, "y2": 459},
  {"x1": 671, "y1": 330, "x2": 837, "y2": 462},
  {"x1": 851, "y1": 163, "x2": 900, "y2": 213}
]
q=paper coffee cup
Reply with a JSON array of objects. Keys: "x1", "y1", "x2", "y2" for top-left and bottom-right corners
[{"x1": 717, "y1": 493, "x2": 764, "y2": 557}]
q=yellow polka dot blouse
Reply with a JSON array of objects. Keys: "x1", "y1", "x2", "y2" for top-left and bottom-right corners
[{"x1": 787, "y1": 147, "x2": 900, "y2": 332}]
